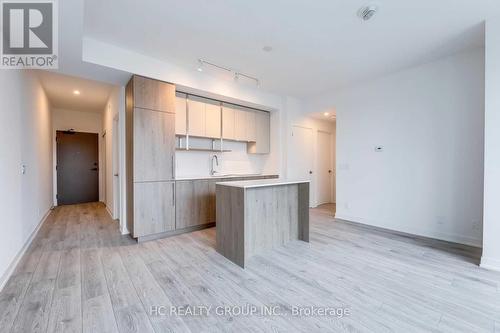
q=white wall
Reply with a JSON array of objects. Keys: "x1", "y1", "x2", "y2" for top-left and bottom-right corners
[
  {"x1": 0, "y1": 70, "x2": 53, "y2": 289},
  {"x1": 101, "y1": 86, "x2": 125, "y2": 224},
  {"x1": 307, "y1": 48, "x2": 485, "y2": 247},
  {"x1": 52, "y1": 108, "x2": 103, "y2": 205},
  {"x1": 284, "y1": 98, "x2": 336, "y2": 206},
  {"x1": 482, "y1": 18, "x2": 500, "y2": 270}
]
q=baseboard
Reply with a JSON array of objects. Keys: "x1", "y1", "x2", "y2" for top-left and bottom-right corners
[
  {"x1": 137, "y1": 223, "x2": 215, "y2": 243},
  {"x1": 0, "y1": 207, "x2": 53, "y2": 292},
  {"x1": 480, "y1": 256, "x2": 500, "y2": 272},
  {"x1": 334, "y1": 213, "x2": 482, "y2": 248}
]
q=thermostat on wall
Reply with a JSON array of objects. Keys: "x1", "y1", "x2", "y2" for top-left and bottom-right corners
[{"x1": 374, "y1": 146, "x2": 384, "y2": 152}]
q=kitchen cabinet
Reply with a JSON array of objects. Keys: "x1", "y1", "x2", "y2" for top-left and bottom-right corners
[
  {"x1": 126, "y1": 75, "x2": 176, "y2": 240},
  {"x1": 246, "y1": 110, "x2": 257, "y2": 142},
  {"x1": 222, "y1": 105, "x2": 235, "y2": 140},
  {"x1": 205, "y1": 101, "x2": 221, "y2": 139},
  {"x1": 175, "y1": 180, "x2": 213, "y2": 229},
  {"x1": 175, "y1": 93, "x2": 187, "y2": 135},
  {"x1": 175, "y1": 175, "x2": 278, "y2": 230},
  {"x1": 133, "y1": 108, "x2": 175, "y2": 182},
  {"x1": 248, "y1": 111, "x2": 270, "y2": 154},
  {"x1": 133, "y1": 75, "x2": 175, "y2": 113},
  {"x1": 134, "y1": 181, "x2": 175, "y2": 237},
  {"x1": 188, "y1": 96, "x2": 206, "y2": 137},
  {"x1": 234, "y1": 108, "x2": 247, "y2": 141}
]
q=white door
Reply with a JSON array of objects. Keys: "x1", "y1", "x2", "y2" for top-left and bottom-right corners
[
  {"x1": 289, "y1": 126, "x2": 314, "y2": 207},
  {"x1": 317, "y1": 131, "x2": 333, "y2": 205},
  {"x1": 112, "y1": 116, "x2": 120, "y2": 220}
]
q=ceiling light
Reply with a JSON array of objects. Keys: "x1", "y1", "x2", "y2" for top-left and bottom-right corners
[
  {"x1": 324, "y1": 112, "x2": 330, "y2": 116},
  {"x1": 197, "y1": 59, "x2": 203, "y2": 72},
  {"x1": 358, "y1": 5, "x2": 378, "y2": 21},
  {"x1": 73, "y1": 90, "x2": 80, "y2": 95}
]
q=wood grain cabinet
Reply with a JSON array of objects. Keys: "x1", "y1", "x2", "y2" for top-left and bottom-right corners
[
  {"x1": 187, "y1": 96, "x2": 206, "y2": 137},
  {"x1": 234, "y1": 108, "x2": 247, "y2": 141},
  {"x1": 222, "y1": 105, "x2": 236, "y2": 140},
  {"x1": 133, "y1": 75, "x2": 175, "y2": 113},
  {"x1": 134, "y1": 181, "x2": 175, "y2": 237},
  {"x1": 133, "y1": 108, "x2": 175, "y2": 182},
  {"x1": 126, "y1": 75, "x2": 176, "y2": 241},
  {"x1": 205, "y1": 100, "x2": 221, "y2": 139},
  {"x1": 248, "y1": 111, "x2": 270, "y2": 154},
  {"x1": 246, "y1": 110, "x2": 257, "y2": 142},
  {"x1": 175, "y1": 92, "x2": 187, "y2": 135},
  {"x1": 175, "y1": 180, "x2": 215, "y2": 229}
]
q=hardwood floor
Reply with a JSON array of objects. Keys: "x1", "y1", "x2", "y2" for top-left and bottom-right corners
[{"x1": 1, "y1": 202, "x2": 499, "y2": 332}]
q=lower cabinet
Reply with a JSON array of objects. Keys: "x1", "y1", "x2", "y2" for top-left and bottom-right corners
[
  {"x1": 134, "y1": 181, "x2": 175, "y2": 238},
  {"x1": 175, "y1": 176, "x2": 278, "y2": 230},
  {"x1": 175, "y1": 180, "x2": 215, "y2": 229}
]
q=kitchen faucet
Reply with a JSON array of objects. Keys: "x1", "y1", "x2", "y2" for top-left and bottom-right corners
[{"x1": 210, "y1": 155, "x2": 219, "y2": 176}]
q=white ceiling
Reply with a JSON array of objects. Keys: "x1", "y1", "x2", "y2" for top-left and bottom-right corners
[
  {"x1": 83, "y1": 0, "x2": 497, "y2": 98},
  {"x1": 37, "y1": 70, "x2": 114, "y2": 113}
]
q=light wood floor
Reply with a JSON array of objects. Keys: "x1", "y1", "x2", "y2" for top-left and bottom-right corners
[{"x1": 1, "y1": 202, "x2": 499, "y2": 333}]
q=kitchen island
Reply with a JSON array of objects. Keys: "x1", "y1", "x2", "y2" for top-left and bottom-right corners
[{"x1": 216, "y1": 179, "x2": 310, "y2": 268}]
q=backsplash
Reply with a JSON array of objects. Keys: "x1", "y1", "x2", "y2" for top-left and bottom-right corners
[{"x1": 175, "y1": 140, "x2": 268, "y2": 178}]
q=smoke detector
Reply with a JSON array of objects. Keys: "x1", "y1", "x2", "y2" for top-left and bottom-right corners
[{"x1": 358, "y1": 5, "x2": 378, "y2": 21}]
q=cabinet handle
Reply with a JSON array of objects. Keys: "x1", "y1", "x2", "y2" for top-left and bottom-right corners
[
  {"x1": 171, "y1": 155, "x2": 175, "y2": 179},
  {"x1": 172, "y1": 182, "x2": 175, "y2": 206}
]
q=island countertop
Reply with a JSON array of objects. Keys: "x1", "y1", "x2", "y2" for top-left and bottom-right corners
[{"x1": 216, "y1": 178, "x2": 310, "y2": 189}]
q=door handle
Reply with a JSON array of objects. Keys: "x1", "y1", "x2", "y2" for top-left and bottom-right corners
[
  {"x1": 90, "y1": 168, "x2": 98, "y2": 171},
  {"x1": 328, "y1": 170, "x2": 332, "y2": 173},
  {"x1": 309, "y1": 171, "x2": 313, "y2": 174}
]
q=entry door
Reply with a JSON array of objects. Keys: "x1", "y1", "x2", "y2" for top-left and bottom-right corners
[
  {"x1": 289, "y1": 126, "x2": 314, "y2": 206},
  {"x1": 317, "y1": 131, "x2": 333, "y2": 205},
  {"x1": 57, "y1": 131, "x2": 99, "y2": 205}
]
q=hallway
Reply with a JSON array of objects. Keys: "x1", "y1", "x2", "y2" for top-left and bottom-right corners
[{"x1": 0, "y1": 203, "x2": 499, "y2": 332}]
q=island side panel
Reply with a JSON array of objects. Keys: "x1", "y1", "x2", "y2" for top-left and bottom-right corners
[
  {"x1": 216, "y1": 185, "x2": 246, "y2": 267},
  {"x1": 245, "y1": 184, "x2": 300, "y2": 260},
  {"x1": 298, "y1": 182, "x2": 310, "y2": 242}
]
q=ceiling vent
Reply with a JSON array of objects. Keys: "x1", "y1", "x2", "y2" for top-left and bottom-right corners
[{"x1": 358, "y1": 5, "x2": 378, "y2": 21}]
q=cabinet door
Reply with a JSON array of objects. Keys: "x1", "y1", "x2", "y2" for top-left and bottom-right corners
[
  {"x1": 222, "y1": 106, "x2": 235, "y2": 140},
  {"x1": 175, "y1": 180, "x2": 211, "y2": 229},
  {"x1": 246, "y1": 110, "x2": 257, "y2": 142},
  {"x1": 134, "y1": 108, "x2": 175, "y2": 181},
  {"x1": 205, "y1": 101, "x2": 221, "y2": 139},
  {"x1": 175, "y1": 93, "x2": 187, "y2": 135},
  {"x1": 234, "y1": 108, "x2": 247, "y2": 141},
  {"x1": 134, "y1": 181, "x2": 175, "y2": 237},
  {"x1": 188, "y1": 97, "x2": 206, "y2": 137},
  {"x1": 133, "y1": 76, "x2": 175, "y2": 113},
  {"x1": 248, "y1": 111, "x2": 270, "y2": 154}
]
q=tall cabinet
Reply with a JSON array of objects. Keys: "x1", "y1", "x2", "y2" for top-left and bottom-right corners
[{"x1": 126, "y1": 75, "x2": 176, "y2": 240}]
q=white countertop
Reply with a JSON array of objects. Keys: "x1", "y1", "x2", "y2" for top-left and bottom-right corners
[
  {"x1": 175, "y1": 174, "x2": 277, "y2": 181},
  {"x1": 216, "y1": 178, "x2": 310, "y2": 189}
]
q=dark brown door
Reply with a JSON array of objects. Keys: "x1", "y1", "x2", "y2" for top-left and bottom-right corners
[{"x1": 57, "y1": 131, "x2": 99, "y2": 205}]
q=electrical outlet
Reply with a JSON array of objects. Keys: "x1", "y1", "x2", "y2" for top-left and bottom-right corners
[{"x1": 435, "y1": 216, "x2": 446, "y2": 226}]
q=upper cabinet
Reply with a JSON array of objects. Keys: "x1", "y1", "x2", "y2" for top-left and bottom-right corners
[
  {"x1": 175, "y1": 92, "x2": 187, "y2": 135},
  {"x1": 234, "y1": 108, "x2": 247, "y2": 141},
  {"x1": 246, "y1": 110, "x2": 257, "y2": 142},
  {"x1": 222, "y1": 105, "x2": 235, "y2": 140},
  {"x1": 205, "y1": 100, "x2": 221, "y2": 139},
  {"x1": 187, "y1": 96, "x2": 206, "y2": 137},
  {"x1": 133, "y1": 75, "x2": 175, "y2": 113},
  {"x1": 175, "y1": 93, "x2": 270, "y2": 154},
  {"x1": 248, "y1": 111, "x2": 270, "y2": 154}
]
